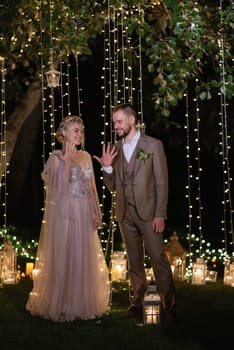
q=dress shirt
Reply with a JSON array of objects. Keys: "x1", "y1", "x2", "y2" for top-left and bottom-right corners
[{"x1": 122, "y1": 130, "x2": 141, "y2": 162}]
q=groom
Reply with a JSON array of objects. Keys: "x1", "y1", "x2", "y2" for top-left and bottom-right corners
[{"x1": 94, "y1": 103, "x2": 176, "y2": 327}]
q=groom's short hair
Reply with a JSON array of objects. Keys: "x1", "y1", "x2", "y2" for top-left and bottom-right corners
[{"x1": 113, "y1": 103, "x2": 137, "y2": 122}]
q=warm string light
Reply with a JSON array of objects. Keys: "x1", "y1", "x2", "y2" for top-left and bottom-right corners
[
  {"x1": 47, "y1": 54, "x2": 56, "y2": 151},
  {"x1": 48, "y1": 0, "x2": 56, "y2": 151},
  {"x1": 184, "y1": 90, "x2": 193, "y2": 273},
  {"x1": 183, "y1": 1, "x2": 206, "y2": 278},
  {"x1": 184, "y1": 80, "x2": 205, "y2": 274},
  {"x1": 218, "y1": 0, "x2": 233, "y2": 258},
  {"x1": 194, "y1": 77, "x2": 204, "y2": 257},
  {"x1": 65, "y1": 55, "x2": 71, "y2": 116},
  {"x1": 183, "y1": 1, "x2": 234, "y2": 280},
  {"x1": 0, "y1": 226, "x2": 230, "y2": 281},
  {"x1": 100, "y1": 2, "x2": 146, "y2": 304},
  {"x1": 74, "y1": 54, "x2": 82, "y2": 117},
  {"x1": 0, "y1": 227, "x2": 38, "y2": 262},
  {"x1": 0, "y1": 56, "x2": 7, "y2": 249},
  {"x1": 137, "y1": 6, "x2": 144, "y2": 126},
  {"x1": 58, "y1": 58, "x2": 65, "y2": 120},
  {"x1": 39, "y1": 0, "x2": 46, "y2": 169}
]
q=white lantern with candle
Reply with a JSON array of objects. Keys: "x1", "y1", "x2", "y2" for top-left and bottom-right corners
[
  {"x1": 0, "y1": 240, "x2": 19, "y2": 285},
  {"x1": 164, "y1": 231, "x2": 187, "y2": 281},
  {"x1": 191, "y1": 258, "x2": 206, "y2": 285},
  {"x1": 111, "y1": 251, "x2": 127, "y2": 281},
  {"x1": 26, "y1": 262, "x2": 34, "y2": 278},
  {"x1": 223, "y1": 263, "x2": 234, "y2": 286},
  {"x1": 205, "y1": 270, "x2": 218, "y2": 283},
  {"x1": 143, "y1": 284, "x2": 161, "y2": 325}
]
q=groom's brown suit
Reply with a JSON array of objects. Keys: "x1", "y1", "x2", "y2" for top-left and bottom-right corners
[{"x1": 104, "y1": 133, "x2": 176, "y2": 314}]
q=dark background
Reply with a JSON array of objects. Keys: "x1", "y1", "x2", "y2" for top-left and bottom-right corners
[{"x1": 3, "y1": 38, "x2": 234, "y2": 253}]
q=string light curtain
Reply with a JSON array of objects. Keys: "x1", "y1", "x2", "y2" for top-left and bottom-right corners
[
  {"x1": 182, "y1": 2, "x2": 206, "y2": 278},
  {"x1": 184, "y1": 1, "x2": 233, "y2": 279},
  {"x1": 100, "y1": 1, "x2": 145, "y2": 253},
  {"x1": 218, "y1": 0, "x2": 233, "y2": 259},
  {"x1": 99, "y1": 1, "x2": 145, "y2": 306}
]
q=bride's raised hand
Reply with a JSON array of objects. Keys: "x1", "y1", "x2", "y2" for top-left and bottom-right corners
[{"x1": 93, "y1": 143, "x2": 118, "y2": 167}]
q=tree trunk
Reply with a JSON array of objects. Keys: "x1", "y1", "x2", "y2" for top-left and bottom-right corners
[{"x1": 1, "y1": 80, "x2": 42, "y2": 182}]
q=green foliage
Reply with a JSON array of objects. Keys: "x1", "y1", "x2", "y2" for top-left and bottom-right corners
[{"x1": 0, "y1": 0, "x2": 233, "y2": 114}]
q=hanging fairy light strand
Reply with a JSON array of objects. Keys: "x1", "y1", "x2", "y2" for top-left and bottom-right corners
[
  {"x1": 99, "y1": 2, "x2": 146, "y2": 305},
  {"x1": 0, "y1": 56, "x2": 7, "y2": 248},
  {"x1": 39, "y1": 0, "x2": 46, "y2": 168},
  {"x1": 97, "y1": 5, "x2": 114, "y2": 262},
  {"x1": 218, "y1": 0, "x2": 233, "y2": 256},
  {"x1": 65, "y1": 54, "x2": 71, "y2": 116},
  {"x1": 184, "y1": 1, "x2": 205, "y2": 264},
  {"x1": 137, "y1": 10, "x2": 143, "y2": 121},
  {"x1": 58, "y1": 58, "x2": 65, "y2": 121},
  {"x1": 184, "y1": 89, "x2": 193, "y2": 272},
  {"x1": 48, "y1": 0, "x2": 56, "y2": 151},
  {"x1": 44, "y1": 0, "x2": 61, "y2": 154},
  {"x1": 136, "y1": 5, "x2": 145, "y2": 132},
  {"x1": 194, "y1": 78, "x2": 204, "y2": 257},
  {"x1": 74, "y1": 54, "x2": 82, "y2": 117},
  {"x1": 120, "y1": 1, "x2": 126, "y2": 104}
]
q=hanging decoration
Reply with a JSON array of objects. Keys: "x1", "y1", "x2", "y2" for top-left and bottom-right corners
[
  {"x1": 45, "y1": 65, "x2": 61, "y2": 88},
  {"x1": 98, "y1": 1, "x2": 146, "y2": 308},
  {"x1": 99, "y1": 2, "x2": 146, "y2": 305},
  {"x1": 184, "y1": 77, "x2": 206, "y2": 280},
  {"x1": 0, "y1": 58, "x2": 19, "y2": 286},
  {"x1": 218, "y1": 0, "x2": 234, "y2": 264}
]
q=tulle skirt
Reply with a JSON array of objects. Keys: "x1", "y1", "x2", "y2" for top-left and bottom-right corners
[{"x1": 26, "y1": 193, "x2": 110, "y2": 322}]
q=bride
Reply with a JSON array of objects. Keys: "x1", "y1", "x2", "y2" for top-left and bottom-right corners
[{"x1": 26, "y1": 115, "x2": 110, "y2": 322}]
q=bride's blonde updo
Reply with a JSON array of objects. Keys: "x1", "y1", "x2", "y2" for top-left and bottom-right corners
[{"x1": 56, "y1": 115, "x2": 85, "y2": 146}]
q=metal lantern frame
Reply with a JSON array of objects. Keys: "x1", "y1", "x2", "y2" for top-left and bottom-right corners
[
  {"x1": 45, "y1": 67, "x2": 61, "y2": 88},
  {"x1": 0, "y1": 240, "x2": 19, "y2": 285},
  {"x1": 143, "y1": 284, "x2": 161, "y2": 325}
]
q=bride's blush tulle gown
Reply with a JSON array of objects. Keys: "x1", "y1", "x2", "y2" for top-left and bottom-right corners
[{"x1": 26, "y1": 150, "x2": 110, "y2": 322}]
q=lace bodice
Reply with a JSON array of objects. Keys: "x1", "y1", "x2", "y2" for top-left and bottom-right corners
[{"x1": 69, "y1": 163, "x2": 92, "y2": 198}]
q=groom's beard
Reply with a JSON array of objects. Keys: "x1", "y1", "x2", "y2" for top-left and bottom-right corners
[{"x1": 116, "y1": 125, "x2": 132, "y2": 139}]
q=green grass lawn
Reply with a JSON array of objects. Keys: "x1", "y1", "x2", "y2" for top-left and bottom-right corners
[{"x1": 0, "y1": 278, "x2": 233, "y2": 350}]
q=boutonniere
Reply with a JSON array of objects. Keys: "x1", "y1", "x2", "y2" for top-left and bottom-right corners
[{"x1": 136, "y1": 149, "x2": 151, "y2": 164}]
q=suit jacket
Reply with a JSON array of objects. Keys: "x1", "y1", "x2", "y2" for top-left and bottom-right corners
[{"x1": 103, "y1": 134, "x2": 168, "y2": 222}]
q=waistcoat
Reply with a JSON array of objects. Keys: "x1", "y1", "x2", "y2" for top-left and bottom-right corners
[{"x1": 122, "y1": 147, "x2": 138, "y2": 205}]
